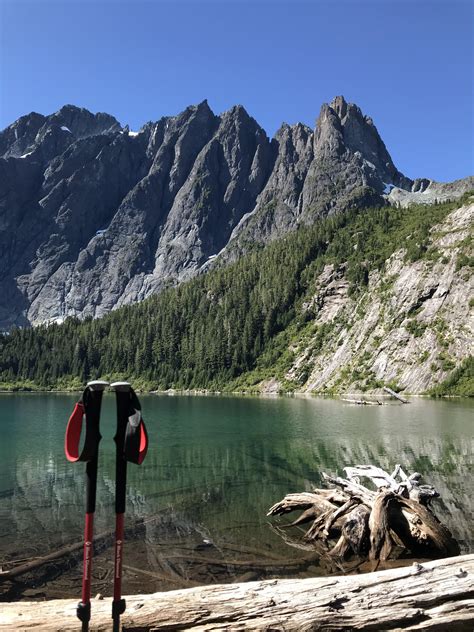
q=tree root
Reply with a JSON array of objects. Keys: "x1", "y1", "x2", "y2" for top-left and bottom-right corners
[{"x1": 267, "y1": 464, "x2": 460, "y2": 564}]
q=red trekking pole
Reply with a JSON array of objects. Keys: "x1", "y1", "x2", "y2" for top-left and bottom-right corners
[
  {"x1": 110, "y1": 382, "x2": 148, "y2": 632},
  {"x1": 65, "y1": 380, "x2": 109, "y2": 632}
]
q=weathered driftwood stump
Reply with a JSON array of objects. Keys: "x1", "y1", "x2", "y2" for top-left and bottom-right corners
[{"x1": 267, "y1": 464, "x2": 460, "y2": 563}]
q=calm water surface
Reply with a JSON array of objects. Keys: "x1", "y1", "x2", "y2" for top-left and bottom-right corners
[{"x1": 0, "y1": 393, "x2": 472, "y2": 597}]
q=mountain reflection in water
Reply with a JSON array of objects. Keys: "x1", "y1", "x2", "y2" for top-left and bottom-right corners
[{"x1": 0, "y1": 393, "x2": 472, "y2": 599}]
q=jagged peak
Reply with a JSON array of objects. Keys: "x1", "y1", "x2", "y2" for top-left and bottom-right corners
[
  {"x1": 330, "y1": 95, "x2": 348, "y2": 119},
  {"x1": 10, "y1": 111, "x2": 46, "y2": 127},
  {"x1": 53, "y1": 104, "x2": 119, "y2": 124},
  {"x1": 316, "y1": 96, "x2": 381, "y2": 142},
  {"x1": 221, "y1": 103, "x2": 252, "y2": 121},
  {"x1": 180, "y1": 100, "x2": 214, "y2": 118},
  {"x1": 294, "y1": 121, "x2": 313, "y2": 133},
  {"x1": 218, "y1": 104, "x2": 268, "y2": 140},
  {"x1": 274, "y1": 121, "x2": 313, "y2": 142},
  {"x1": 56, "y1": 104, "x2": 88, "y2": 116},
  {"x1": 41, "y1": 105, "x2": 122, "y2": 140},
  {"x1": 193, "y1": 99, "x2": 214, "y2": 115},
  {"x1": 327, "y1": 96, "x2": 368, "y2": 124},
  {"x1": 169, "y1": 101, "x2": 217, "y2": 132}
]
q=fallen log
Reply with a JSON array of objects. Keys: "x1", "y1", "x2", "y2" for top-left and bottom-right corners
[
  {"x1": 0, "y1": 529, "x2": 114, "y2": 582},
  {"x1": 341, "y1": 398, "x2": 382, "y2": 405},
  {"x1": 0, "y1": 517, "x2": 150, "y2": 583},
  {"x1": 383, "y1": 385, "x2": 410, "y2": 403},
  {"x1": 0, "y1": 554, "x2": 472, "y2": 631}
]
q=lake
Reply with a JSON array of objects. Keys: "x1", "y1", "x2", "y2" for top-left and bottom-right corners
[{"x1": 0, "y1": 393, "x2": 472, "y2": 600}]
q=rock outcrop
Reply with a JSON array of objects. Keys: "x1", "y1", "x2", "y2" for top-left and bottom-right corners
[
  {"x1": 0, "y1": 97, "x2": 471, "y2": 329},
  {"x1": 283, "y1": 200, "x2": 474, "y2": 394}
]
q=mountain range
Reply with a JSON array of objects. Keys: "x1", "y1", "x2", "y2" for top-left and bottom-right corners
[{"x1": 1, "y1": 96, "x2": 472, "y2": 330}]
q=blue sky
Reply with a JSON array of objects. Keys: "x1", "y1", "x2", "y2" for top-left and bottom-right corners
[{"x1": 0, "y1": 0, "x2": 472, "y2": 181}]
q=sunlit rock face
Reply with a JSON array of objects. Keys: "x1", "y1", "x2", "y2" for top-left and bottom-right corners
[
  {"x1": 283, "y1": 201, "x2": 474, "y2": 395},
  {"x1": 0, "y1": 97, "x2": 470, "y2": 329}
]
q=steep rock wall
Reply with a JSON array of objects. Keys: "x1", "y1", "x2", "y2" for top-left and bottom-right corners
[{"x1": 283, "y1": 201, "x2": 473, "y2": 393}]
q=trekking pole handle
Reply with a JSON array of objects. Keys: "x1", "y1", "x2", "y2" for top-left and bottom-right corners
[
  {"x1": 110, "y1": 381, "x2": 132, "y2": 392},
  {"x1": 87, "y1": 380, "x2": 109, "y2": 391}
]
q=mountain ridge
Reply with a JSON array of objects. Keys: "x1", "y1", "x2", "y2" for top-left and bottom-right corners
[{"x1": 1, "y1": 96, "x2": 472, "y2": 330}]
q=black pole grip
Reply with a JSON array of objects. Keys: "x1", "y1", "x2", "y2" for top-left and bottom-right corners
[
  {"x1": 83, "y1": 386, "x2": 104, "y2": 514},
  {"x1": 114, "y1": 389, "x2": 129, "y2": 514}
]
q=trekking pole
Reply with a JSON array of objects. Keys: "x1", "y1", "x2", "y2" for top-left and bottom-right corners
[
  {"x1": 110, "y1": 382, "x2": 148, "y2": 632},
  {"x1": 65, "y1": 380, "x2": 109, "y2": 632}
]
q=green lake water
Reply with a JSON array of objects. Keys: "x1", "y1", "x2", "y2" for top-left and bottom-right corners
[{"x1": 0, "y1": 393, "x2": 472, "y2": 598}]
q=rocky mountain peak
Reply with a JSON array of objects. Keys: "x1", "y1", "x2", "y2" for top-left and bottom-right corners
[
  {"x1": 49, "y1": 104, "x2": 121, "y2": 138},
  {"x1": 330, "y1": 95, "x2": 349, "y2": 119},
  {"x1": 275, "y1": 121, "x2": 312, "y2": 142},
  {"x1": 184, "y1": 99, "x2": 214, "y2": 119},
  {"x1": 165, "y1": 100, "x2": 218, "y2": 140},
  {"x1": 1, "y1": 97, "x2": 469, "y2": 329},
  {"x1": 329, "y1": 95, "x2": 369, "y2": 127},
  {"x1": 313, "y1": 96, "x2": 411, "y2": 192},
  {"x1": 220, "y1": 104, "x2": 258, "y2": 130},
  {"x1": 0, "y1": 111, "x2": 46, "y2": 158},
  {"x1": 0, "y1": 105, "x2": 121, "y2": 161}
]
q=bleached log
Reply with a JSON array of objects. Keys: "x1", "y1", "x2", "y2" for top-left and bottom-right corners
[
  {"x1": 344, "y1": 464, "x2": 440, "y2": 503},
  {"x1": 383, "y1": 386, "x2": 410, "y2": 403},
  {"x1": 1, "y1": 554, "x2": 472, "y2": 631},
  {"x1": 345, "y1": 464, "x2": 400, "y2": 490},
  {"x1": 321, "y1": 472, "x2": 377, "y2": 506},
  {"x1": 340, "y1": 398, "x2": 382, "y2": 405}
]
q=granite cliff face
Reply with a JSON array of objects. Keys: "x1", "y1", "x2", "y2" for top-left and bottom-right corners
[
  {"x1": 225, "y1": 96, "x2": 411, "y2": 254},
  {"x1": 278, "y1": 200, "x2": 474, "y2": 395},
  {"x1": 0, "y1": 98, "x2": 471, "y2": 329}
]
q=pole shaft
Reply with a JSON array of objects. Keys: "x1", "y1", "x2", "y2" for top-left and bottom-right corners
[
  {"x1": 81, "y1": 512, "x2": 94, "y2": 604},
  {"x1": 113, "y1": 513, "x2": 125, "y2": 600},
  {"x1": 112, "y1": 387, "x2": 129, "y2": 626}
]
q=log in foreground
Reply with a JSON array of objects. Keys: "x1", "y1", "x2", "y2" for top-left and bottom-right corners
[{"x1": 0, "y1": 554, "x2": 472, "y2": 631}]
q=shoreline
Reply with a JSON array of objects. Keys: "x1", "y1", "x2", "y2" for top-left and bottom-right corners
[{"x1": 0, "y1": 385, "x2": 470, "y2": 399}]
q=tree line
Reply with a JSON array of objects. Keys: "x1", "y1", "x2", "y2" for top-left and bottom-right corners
[{"x1": 0, "y1": 194, "x2": 466, "y2": 390}]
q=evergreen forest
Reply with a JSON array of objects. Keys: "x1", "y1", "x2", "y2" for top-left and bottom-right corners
[{"x1": 0, "y1": 194, "x2": 472, "y2": 395}]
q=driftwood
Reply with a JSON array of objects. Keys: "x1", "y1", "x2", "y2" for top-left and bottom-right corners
[
  {"x1": 0, "y1": 533, "x2": 108, "y2": 582},
  {"x1": 0, "y1": 554, "x2": 472, "y2": 631},
  {"x1": 383, "y1": 385, "x2": 410, "y2": 403},
  {"x1": 0, "y1": 518, "x2": 149, "y2": 583},
  {"x1": 341, "y1": 398, "x2": 382, "y2": 405},
  {"x1": 268, "y1": 464, "x2": 460, "y2": 563}
]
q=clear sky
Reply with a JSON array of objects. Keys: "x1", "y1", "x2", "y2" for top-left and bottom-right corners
[{"x1": 0, "y1": 0, "x2": 472, "y2": 182}]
